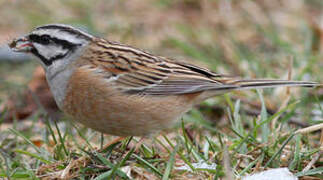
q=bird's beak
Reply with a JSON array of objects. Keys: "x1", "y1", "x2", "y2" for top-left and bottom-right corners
[{"x1": 9, "y1": 36, "x2": 33, "y2": 53}]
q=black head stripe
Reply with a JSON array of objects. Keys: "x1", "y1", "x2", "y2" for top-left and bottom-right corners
[
  {"x1": 31, "y1": 48, "x2": 70, "y2": 66},
  {"x1": 50, "y1": 37, "x2": 80, "y2": 50},
  {"x1": 29, "y1": 34, "x2": 80, "y2": 49},
  {"x1": 31, "y1": 48, "x2": 52, "y2": 66},
  {"x1": 29, "y1": 34, "x2": 51, "y2": 45}
]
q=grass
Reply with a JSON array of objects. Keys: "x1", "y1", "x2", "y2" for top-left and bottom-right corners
[{"x1": 0, "y1": 0, "x2": 322, "y2": 179}]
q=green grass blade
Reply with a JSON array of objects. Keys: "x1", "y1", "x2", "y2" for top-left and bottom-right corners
[
  {"x1": 9, "y1": 128, "x2": 42, "y2": 153},
  {"x1": 14, "y1": 149, "x2": 52, "y2": 164},
  {"x1": 162, "y1": 144, "x2": 178, "y2": 180},
  {"x1": 133, "y1": 154, "x2": 163, "y2": 177},
  {"x1": 289, "y1": 134, "x2": 301, "y2": 171},
  {"x1": 93, "y1": 152, "x2": 129, "y2": 179},
  {"x1": 102, "y1": 148, "x2": 135, "y2": 180},
  {"x1": 264, "y1": 133, "x2": 295, "y2": 168},
  {"x1": 257, "y1": 89, "x2": 269, "y2": 143},
  {"x1": 295, "y1": 167, "x2": 323, "y2": 177}
]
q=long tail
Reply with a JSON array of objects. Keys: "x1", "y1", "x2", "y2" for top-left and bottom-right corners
[
  {"x1": 214, "y1": 79, "x2": 320, "y2": 91},
  {"x1": 196, "y1": 79, "x2": 320, "y2": 102},
  {"x1": 231, "y1": 79, "x2": 318, "y2": 90}
]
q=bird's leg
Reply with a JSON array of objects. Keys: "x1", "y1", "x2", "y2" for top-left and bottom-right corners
[{"x1": 134, "y1": 137, "x2": 145, "y2": 152}]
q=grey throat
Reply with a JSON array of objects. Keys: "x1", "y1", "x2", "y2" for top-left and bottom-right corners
[{"x1": 44, "y1": 45, "x2": 88, "y2": 109}]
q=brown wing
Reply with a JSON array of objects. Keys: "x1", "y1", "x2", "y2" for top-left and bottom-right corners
[{"x1": 86, "y1": 40, "x2": 237, "y2": 95}]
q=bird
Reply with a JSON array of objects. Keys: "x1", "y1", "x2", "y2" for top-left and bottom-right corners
[{"x1": 9, "y1": 24, "x2": 319, "y2": 137}]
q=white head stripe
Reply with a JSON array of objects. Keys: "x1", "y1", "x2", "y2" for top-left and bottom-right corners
[{"x1": 34, "y1": 24, "x2": 94, "y2": 39}]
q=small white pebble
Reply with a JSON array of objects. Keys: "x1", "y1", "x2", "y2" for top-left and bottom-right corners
[{"x1": 242, "y1": 168, "x2": 297, "y2": 180}]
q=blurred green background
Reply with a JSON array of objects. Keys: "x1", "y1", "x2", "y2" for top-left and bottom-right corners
[{"x1": 1, "y1": 0, "x2": 322, "y2": 121}]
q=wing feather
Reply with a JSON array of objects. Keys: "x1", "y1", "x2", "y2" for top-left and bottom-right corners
[
  {"x1": 87, "y1": 41, "x2": 318, "y2": 96},
  {"x1": 88, "y1": 42, "x2": 226, "y2": 95}
]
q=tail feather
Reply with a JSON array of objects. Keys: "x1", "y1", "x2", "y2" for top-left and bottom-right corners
[
  {"x1": 190, "y1": 79, "x2": 320, "y2": 102},
  {"x1": 227, "y1": 79, "x2": 319, "y2": 91}
]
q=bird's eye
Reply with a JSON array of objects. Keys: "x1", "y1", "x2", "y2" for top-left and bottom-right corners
[
  {"x1": 39, "y1": 35, "x2": 51, "y2": 44},
  {"x1": 29, "y1": 34, "x2": 51, "y2": 45}
]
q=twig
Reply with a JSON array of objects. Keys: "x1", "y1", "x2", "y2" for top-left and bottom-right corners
[
  {"x1": 223, "y1": 143, "x2": 234, "y2": 180},
  {"x1": 302, "y1": 151, "x2": 321, "y2": 173},
  {"x1": 295, "y1": 123, "x2": 323, "y2": 134}
]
